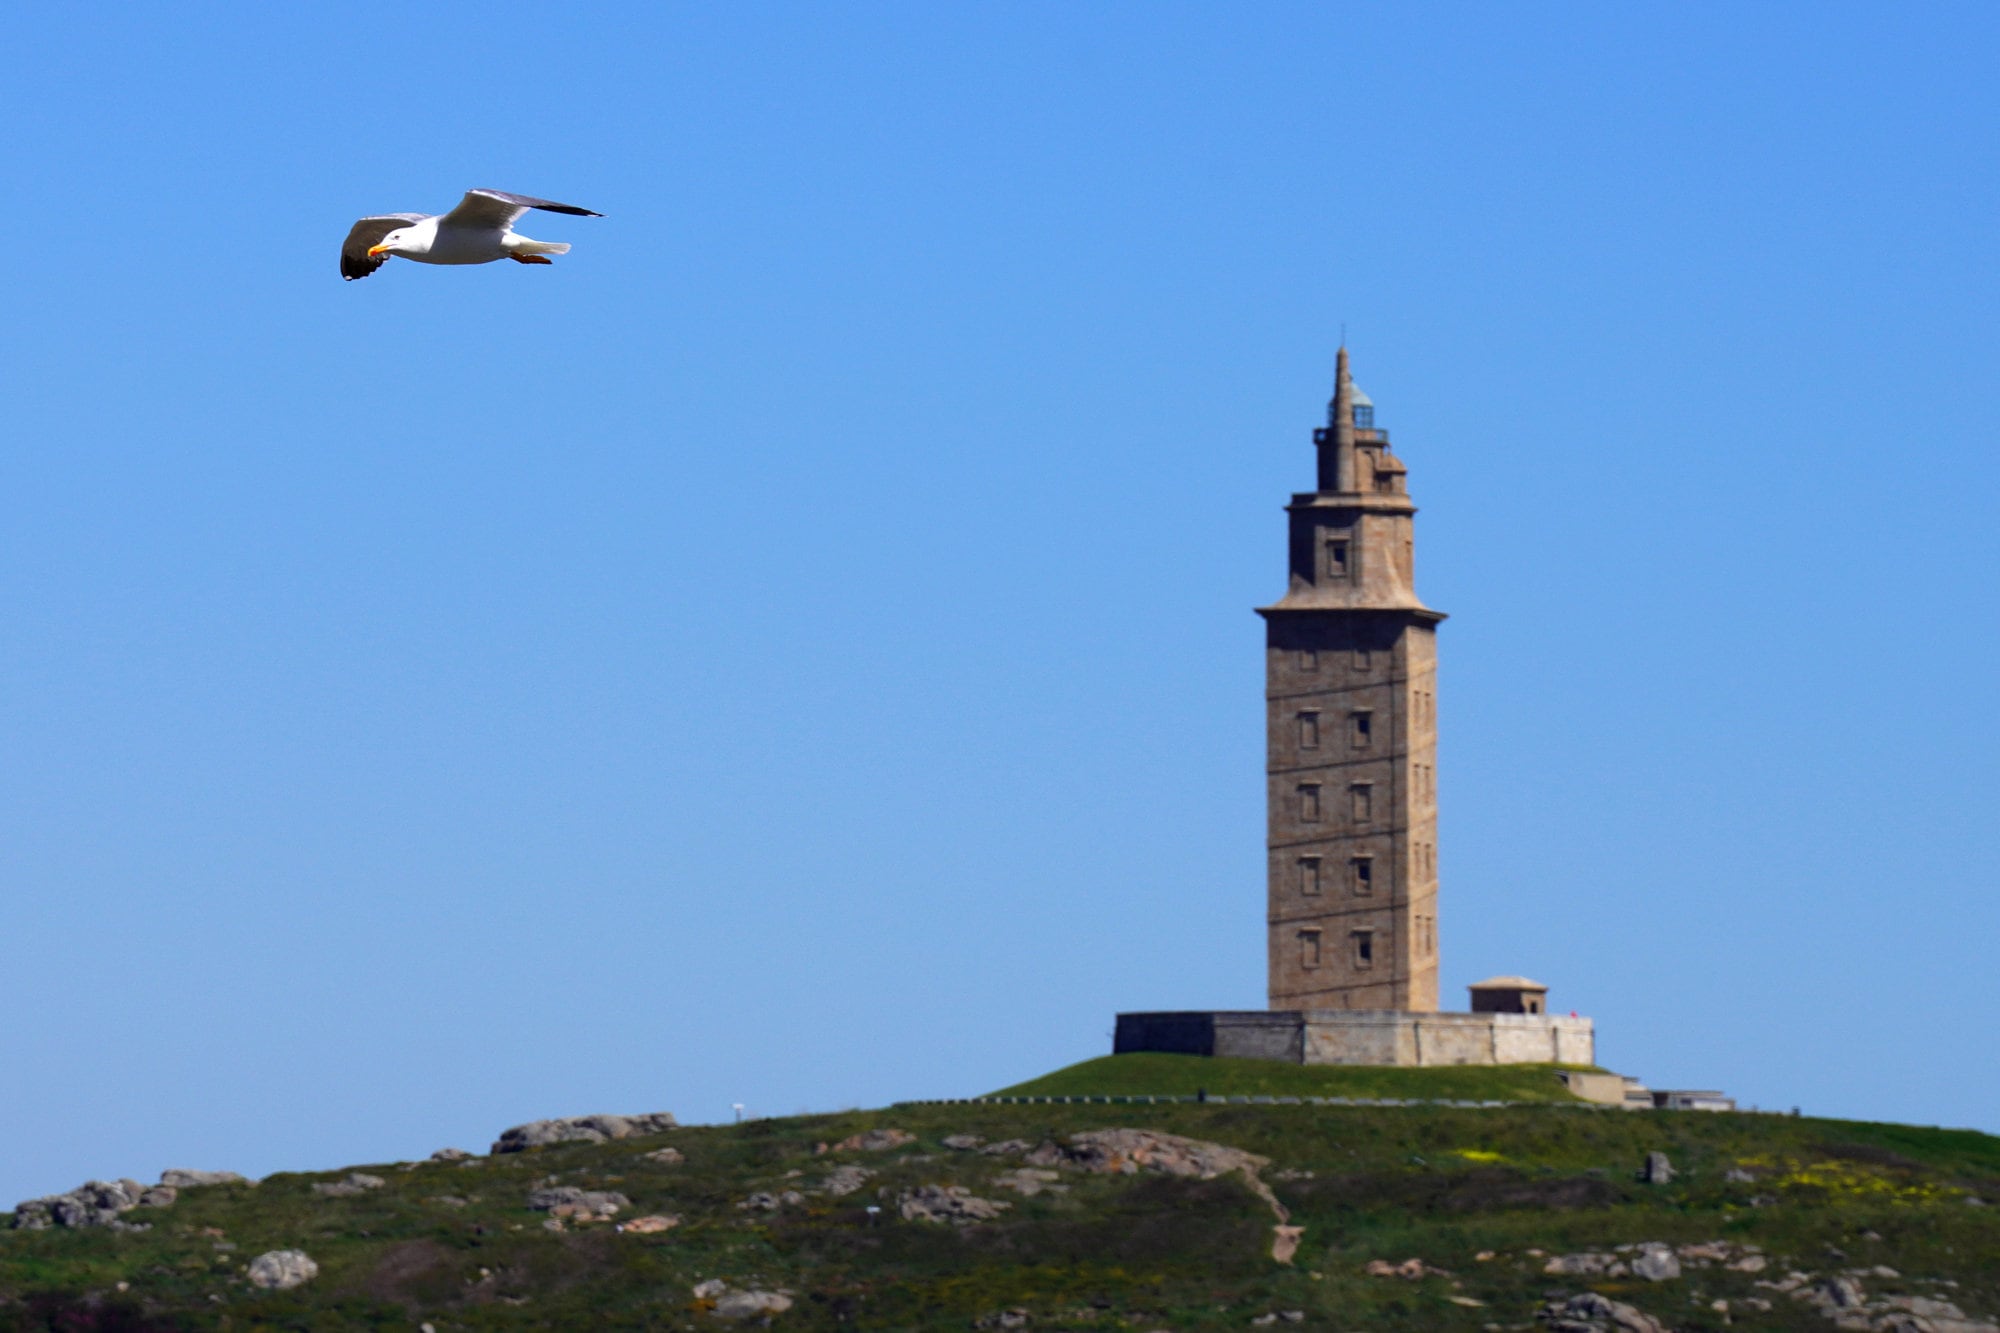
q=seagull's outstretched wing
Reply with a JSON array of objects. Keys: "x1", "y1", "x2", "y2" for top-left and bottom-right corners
[
  {"x1": 440, "y1": 189, "x2": 604, "y2": 232},
  {"x1": 341, "y1": 213, "x2": 428, "y2": 281}
]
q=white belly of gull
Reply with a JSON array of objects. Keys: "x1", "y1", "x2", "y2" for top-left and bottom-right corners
[{"x1": 416, "y1": 226, "x2": 515, "y2": 266}]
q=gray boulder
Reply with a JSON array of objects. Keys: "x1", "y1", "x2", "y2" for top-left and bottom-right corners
[
  {"x1": 1639, "y1": 1151, "x2": 1675, "y2": 1185},
  {"x1": 526, "y1": 1186, "x2": 630, "y2": 1218},
  {"x1": 311, "y1": 1173, "x2": 386, "y2": 1198},
  {"x1": 246, "y1": 1249, "x2": 319, "y2": 1290},
  {"x1": 712, "y1": 1289, "x2": 793, "y2": 1321},
  {"x1": 1629, "y1": 1242, "x2": 1681, "y2": 1281},
  {"x1": 492, "y1": 1112, "x2": 678, "y2": 1154}
]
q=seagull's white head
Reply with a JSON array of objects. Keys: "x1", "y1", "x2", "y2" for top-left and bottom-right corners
[{"x1": 367, "y1": 227, "x2": 427, "y2": 260}]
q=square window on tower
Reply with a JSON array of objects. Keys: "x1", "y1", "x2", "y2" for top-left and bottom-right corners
[
  {"x1": 1298, "y1": 784, "x2": 1322, "y2": 823},
  {"x1": 1299, "y1": 929, "x2": 1323, "y2": 970},
  {"x1": 1349, "y1": 783, "x2": 1373, "y2": 823},
  {"x1": 1350, "y1": 711, "x2": 1372, "y2": 748},
  {"x1": 1350, "y1": 855, "x2": 1373, "y2": 895},
  {"x1": 1352, "y1": 930, "x2": 1375, "y2": 969},
  {"x1": 1353, "y1": 648, "x2": 1373, "y2": 672},
  {"x1": 1298, "y1": 648, "x2": 1319, "y2": 671},
  {"x1": 1297, "y1": 711, "x2": 1320, "y2": 750},
  {"x1": 1297, "y1": 856, "x2": 1322, "y2": 896},
  {"x1": 1325, "y1": 538, "x2": 1350, "y2": 580}
]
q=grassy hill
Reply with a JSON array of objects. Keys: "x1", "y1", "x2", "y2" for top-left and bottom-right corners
[
  {"x1": 4, "y1": 1059, "x2": 1998, "y2": 1331},
  {"x1": 988, "y1": 1054, "x2": 1598, "y2": 1102}
]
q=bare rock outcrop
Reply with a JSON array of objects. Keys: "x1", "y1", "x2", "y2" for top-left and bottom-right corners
[
  {"x1": 12, "y1": 1179, "x2": 175, "y2": 1231},
  {"x1": 1028, "y1": 1127, "x2": 1267, "y2": 1181},
  {"x1": 159, "y1": 1169, "x2": 247, "y2": 1189},
  {"x1": 1537, "y1": 1291, "x2": 1669, "y2": 1333},
  {"x1": 1545, "y1": 1242, "x2": 1682, "y2": 1281},
  {"x1": 897, "y1": 1184, "x2": 1010, "y2": 1224},
  {"x1": 1783, "y1": 1274, "x2": 2000, "y2": 1332},
  {"x1": 825, "y1": 1128, "x2": 915, "y2": 1154},
  {"x1": 492, "y1": 1112, "x2": 677, "y2": 1153},
  {"x1": 1028, "y1": 1127, "x2": 1291, "y2": 1228},
  {"x1": 817, "y1": 1166, "x2": 874, "y2": 1197}
]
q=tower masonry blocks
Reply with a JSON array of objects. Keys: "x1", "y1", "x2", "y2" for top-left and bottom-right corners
[
  {"x1": 1116, "y1": 351, "x2": 1594, "y2": 1067},
  {"x1": 1259, "y1": 353, "x2": 1440, "y2": 1012}
]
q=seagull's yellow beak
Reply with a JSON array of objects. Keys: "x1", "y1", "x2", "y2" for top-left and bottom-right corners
[{"x1": 367, "y1": 243, "x2": 390, "y2": 257}]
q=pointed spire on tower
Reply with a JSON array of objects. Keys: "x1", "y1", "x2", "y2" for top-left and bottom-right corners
[{"x1": 1318, "y1": 346, "x2": 1357, "y2": 492}]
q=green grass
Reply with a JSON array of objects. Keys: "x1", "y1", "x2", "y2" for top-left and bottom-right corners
[
  {"x1": 988, "y1": 1053, "x2": 1598, "y2": 1103},
  {"x1": 6, "y1": 1071, "x2": 2000, "y2": 1331}
]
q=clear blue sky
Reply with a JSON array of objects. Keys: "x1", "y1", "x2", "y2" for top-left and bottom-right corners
[{"x1": 4, "y1": 3, "x2": 1997, "y2": 1206}]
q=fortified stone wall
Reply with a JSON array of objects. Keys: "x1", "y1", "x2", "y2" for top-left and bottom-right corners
[
  {"x1": 1115, "y1": 1010, "x2": 1594, "y2": 1068},
  {"x1": 1299, "y1": 1010, "x2": 1594, "y2": 1067}
]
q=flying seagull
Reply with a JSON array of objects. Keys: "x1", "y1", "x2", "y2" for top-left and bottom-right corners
[{"x1": 340, "y1": 189, "x2": 603, "y2": 281}]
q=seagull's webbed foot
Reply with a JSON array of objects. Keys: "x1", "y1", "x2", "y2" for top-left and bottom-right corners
[{"x1": 510, "y1": 254, "x2": 554, "y2": 265}]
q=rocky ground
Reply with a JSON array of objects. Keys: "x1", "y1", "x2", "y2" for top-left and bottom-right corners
[{"x1": 5, "y1": 1070, "x2": 1998, "y2": 1330}]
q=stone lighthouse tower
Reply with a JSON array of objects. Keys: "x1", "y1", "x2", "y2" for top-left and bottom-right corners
[
  {"x1": 1112, "y1": 354, "x2": 1592, "y2": 1066},
  {"x1": 1257, "y1": 349, "x2": 1443, "y2": 1012}
]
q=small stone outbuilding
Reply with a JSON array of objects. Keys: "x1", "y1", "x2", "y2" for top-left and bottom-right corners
[{"x1": 1467, "y1": 976, "x2": 1549, "y2": 1015}]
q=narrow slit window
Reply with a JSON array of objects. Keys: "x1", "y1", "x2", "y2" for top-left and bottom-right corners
[
  {"x1": 1299, "y1": 930, "x2": 1322, "y2": 970},
  {"x1": 1350, "y1": 711, "x2": 1372, "y2": 748},
  {"x1": 1297, "y1": 856, "x2": 1322, "y2": 896},
  {"x1": 1350, "y1": 783, "x2": 1373, "y2": 822},
  {"x1": 1298, "y1": 784, "x2": 1322, "y2": 822},
  {"x1": 1297, "y1": 711, "x2": 1320, "y2": 750},
  {"x1": 1350, "y1": 855, "x2": 1373, "y2": 895},
  {"x1": 1352, "y1": 930, "x2": 1374, "y2": 969}
]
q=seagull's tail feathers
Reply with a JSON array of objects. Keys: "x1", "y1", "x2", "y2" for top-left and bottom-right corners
[{"x1": 510, "y1": 239, "x2": 571, "y2": 258}]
